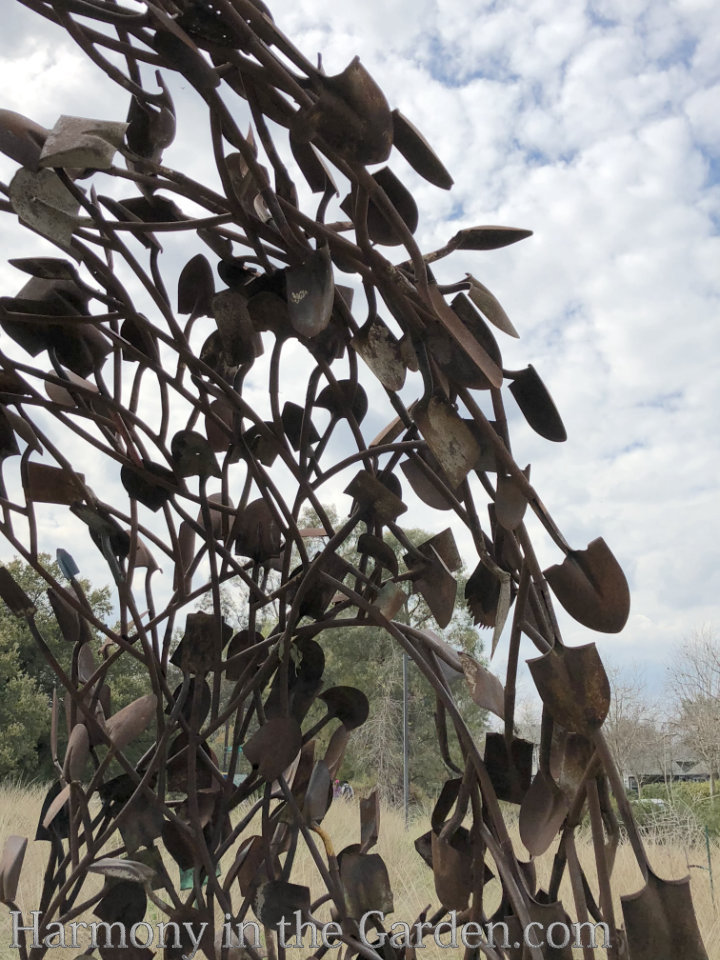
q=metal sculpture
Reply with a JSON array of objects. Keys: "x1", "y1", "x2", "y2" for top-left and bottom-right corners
[{"x1": 0, "y1": 2, "x2": 707, "y2": 959}]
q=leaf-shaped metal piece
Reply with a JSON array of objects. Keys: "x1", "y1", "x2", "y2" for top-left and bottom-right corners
[
  {"x1": 286, "y1": 244, "x2": 334, "y2": 338},
  {"x1": 357, "y1": 533, "x2": 399, "y2": 577},
  {"x1": 360, "y1": 790, "x2": 380, "y2": 853},
  {"x1": 0, "y1": 836, "x2": 28, "y2": 904},
  {"x1": 105, "y1": 694, "x2": 157, "y2": 752},
  {"x1": 126, "y1": 76, "x2": 175, "y2": 164},
  {"x1": 323, "y1": 724, "x2": 349, "y2": 780},
  {"x1": 225, "y1": 629, "x2": 265, "y2": 682},
  {"x1": 178, "y1": 253, "x2": 214, "y2": 316},
  {"x1": 56, "y1": 548, "x2": 79, "y2": 580},
  {"x1": 465, "y1": 273, "x2": 520, "y2": 338},
  {"x1": 450, "y1": 225, "x2": 533, "y2": 251},
  {"x1": 400, "y1": 451, "x2": 457, "y2": 511},
  {"x1": 431, "y1": 831, "x2": 472, "y2": 911},
  {"x1": 391, "y1": 109, "x2": 453, "y2": 189},
  {"x1": 459, "y1": 653, "x2": 505, "y2": 719},
  {"x1": 371, "y1": 582, "x2": 406, "y2": 620},
  {"x1": 212, "y1": 287, "x2": 260, "y2": 364},
  {"x1": 47, "y1": 587, "x2": 85, "y2": 644},
  {"x1": 315, "y1": 379, "x2": 368, "y2": 423},
  {"x1": 88, "y1": 858, "x2": 155, "y2": 884},
  {"x1": 303, "y1": 760, "x2": 332, "y2": 823},
  {"x1": 39, "y1": 115, "x2": 128, "y2": 170},
  {"x1": 508, "y1": 365, "x2": 567, "y2": 442},
  {"x1": 62, "y1": 722, "x2": 90, "y2": 781},
  {"x1": 281, "y1": 401, "x2": 319, "y2": 450},
  {"x1": 0, "y1": 109, "x2": 48, "y2": 168},
  {"x1": 343, "y1": 166, "x2": 419, "y2": 246},
  {"x1": 0, "y1": 567, "x2": 36, "y2": 618},
  {"x1": 544, "y1": 537, "x2": 630, "y2": 633},
  {"x1": 428, "y1": 284, "x2": 503, "y2": 389},
  {"x1": 407, "y1": 544, "x2": 457, "y2": 629},
  {"x1": 94, "y1": 878, "x2": 147, "y2": 927},
  {"x1": 495, "y1": 468, "x2": 530, "y2": 531},
  {"x1": 9, "y1": 167, "x2": 80, "y2": 249}
]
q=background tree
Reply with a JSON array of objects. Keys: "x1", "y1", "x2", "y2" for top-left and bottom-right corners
[
  {"x1": 0, "y1": 554, "x2": 150, "y2": 780},
  {"x1": 604, "y1": 665, "x2": 660, "y2": 797},
  {"x1": 670, "y1": 628, "x2": 720, "y2": 796}
]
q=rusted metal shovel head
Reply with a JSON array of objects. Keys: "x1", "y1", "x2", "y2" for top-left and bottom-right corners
[
  {"x1": 340, "y1": 851, "x2": 394, "y2": 919},
  {"x1": 360, "y1": 790, "x2": 380, "y2": 853},
  {"x1": 0, "y1": 835, "x2": 28, "y2": 904},
  {"x1": 286, "y1": 245, "x2": 334, "y2": 338},
  {"x1": 243, "y1": 716, "x2": 302, "y2": 783},
  {"x1": 351, "y1": 318, "x2": 406, "y2": 391},
  {"x1": 391, "y1": 109, "x2": 453, "y2": 189},
  {"x1": 509, "y1": 365, "x2": 567, "y2": 442},
  {"x1": 430, "y1": 831, "x2": 472, "y2": 911},
  {"x1": 414, "y1": 394, "x2": 480, "y2": 489},
  {"x1": 411, "y1": 545, "x2": 457, "y2": 629},
  {"x1": 254, "y1": 880, "x2": 311, "y2": 929},
  {"x1": 319, "y1": 686, "x2": 369, "y2": 730},
  {"x1": 622, "y1": 870, "x2": 708, "y2": 960},
  {"x1": 484, "y1": 732, "x2": 534, "y2": 804},
  {"x1": 235, "y1": 498, "x2": 282, "y2": 562},
  {"x1": 519, "y1": 769, "x2": 569, "y2": 858},
  {"x1": 544, "y1": 537, "x2": 630, "y2": 634},
  {"x1": 528, "y1": 643, "x2": 610, "y2": 736},
  {"x1": 0, "y1": 567, "x2": 36, "y2": 618},
  {"x1": 105, "y1": 694, "x2": 157, "y2": 753},
  {"x1": 459, "y1": 652, "x2": 505, "y2": 719}
]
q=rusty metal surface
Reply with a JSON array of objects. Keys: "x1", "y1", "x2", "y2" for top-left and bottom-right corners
[{"x1": 0, "y1": 1, "x2": 706, "y2": 958}]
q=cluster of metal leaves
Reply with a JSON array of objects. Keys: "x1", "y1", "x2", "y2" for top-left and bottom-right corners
[{"x1": 0, "y1": 1, "x2": 706, "y2": 959}]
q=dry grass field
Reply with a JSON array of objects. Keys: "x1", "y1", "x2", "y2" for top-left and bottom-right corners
[{"x1": 1, "y1": 782, "x2": 718, "y2": 959}]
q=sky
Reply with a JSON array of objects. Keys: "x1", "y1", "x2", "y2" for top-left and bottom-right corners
[{"x1": 0, "y1": 0, "x2": 719, "y2": 702}]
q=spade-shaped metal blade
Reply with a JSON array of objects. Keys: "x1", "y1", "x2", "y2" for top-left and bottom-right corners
[
  {"x1": 544, "y1": 537, "x2": 630, "y2": 634},
  {"x1": 528, "y1": 643, "x2": 611, "y2": 736}
]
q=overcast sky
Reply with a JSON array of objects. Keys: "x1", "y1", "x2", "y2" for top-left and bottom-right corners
[{"x1": 1, "y1": 0, "x2": 719, "y2": 701}]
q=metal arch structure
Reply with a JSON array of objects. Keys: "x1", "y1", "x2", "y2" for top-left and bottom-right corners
[{"x1": 0, "y1": 2, "x2": 707, "y2": 959}]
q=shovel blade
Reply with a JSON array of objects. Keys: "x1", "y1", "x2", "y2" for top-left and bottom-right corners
[
  {"x1": 351, "y1": 317, "x2": 406, "y2": 391},
  {"x1": 544, "y1": 537, "x2": 630, "y2": 634},
  {"x1": 391, "y1": 109, "x2": 453, "y2": 190},
  {"x1": 509, "y1": 365, "x2": 567, "y2": 442},
  {"x1": 519, "y1": 769, "x2": 569, "y2": 858},
  {"x1": 484, "y1": 732, "x2": 533, "y2": 804},
  {"x1": 414, "y1": 394, "x2": 480, "y2": 489},
  {"x1": 529, "y1": 643, "x2": 610, "y2": 736},
  {"x1": 286, "y1": 244, "x2": 334, "y2": 338},
  {"x1": 622, "y1": 870, "x2": 708, "y2": 960}
]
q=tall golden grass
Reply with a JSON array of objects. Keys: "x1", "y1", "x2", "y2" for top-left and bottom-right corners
[{"x1": 1, "y1": 782, "x2": 718, "y2": 959}]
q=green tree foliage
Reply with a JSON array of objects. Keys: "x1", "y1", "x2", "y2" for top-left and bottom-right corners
[{"x1": 0, "y1": 554, "x2": 149, "y2": 781}]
